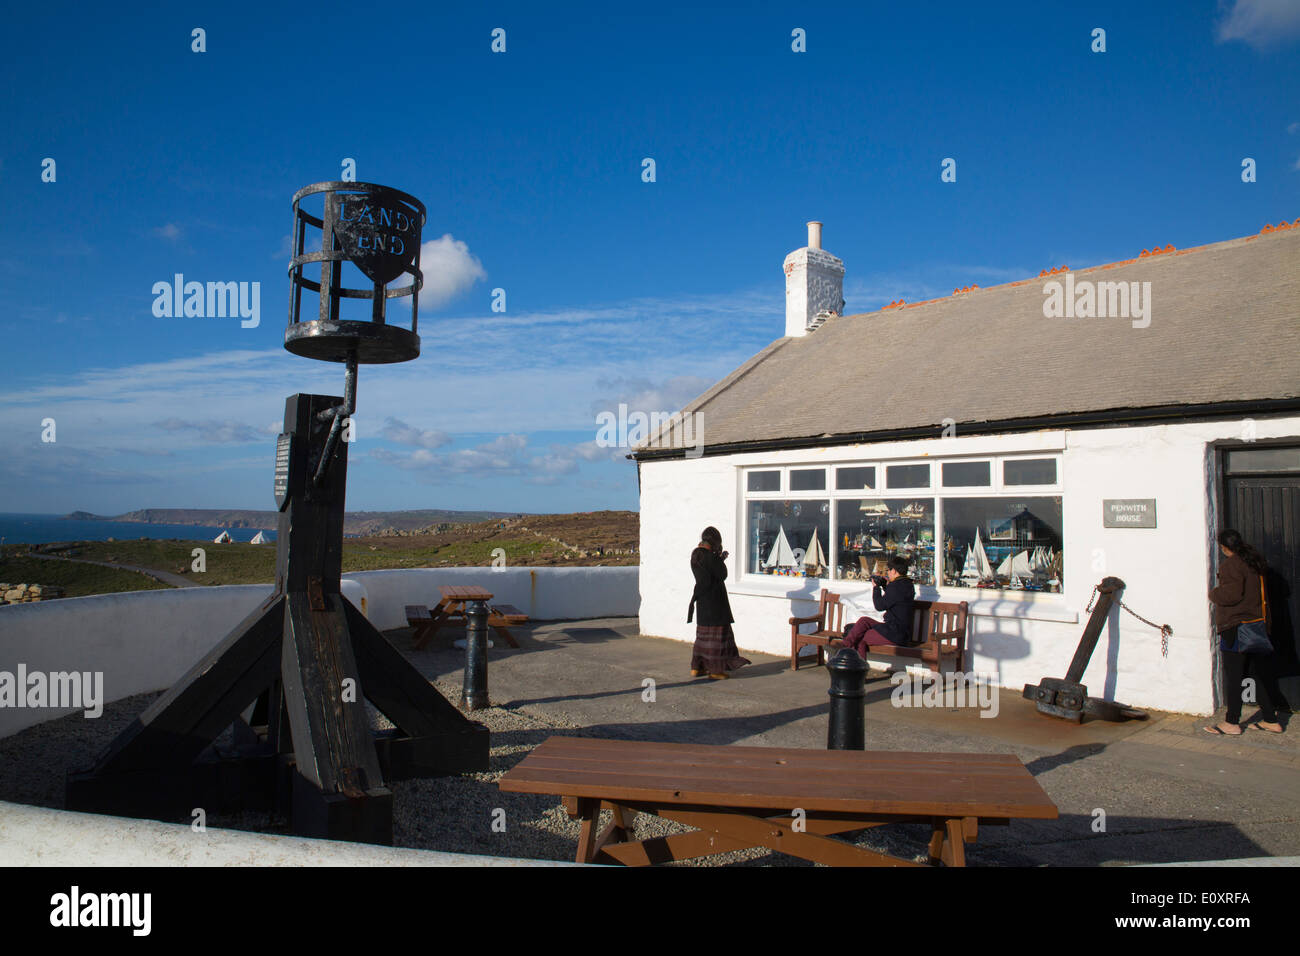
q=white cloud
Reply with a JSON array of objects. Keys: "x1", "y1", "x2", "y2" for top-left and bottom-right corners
[
  {"x1": 418, "y1": 234, "x2": 487, "y2": 310},
  {"x1": 382, "y1": 417, "x2": 451, "y2": 449},
  {"x1": 590, "y1": 375, "x2": 714, "y2": 417},
  {"x1": 155, "y1": 418, "x2": 272, "y2": 444},
  {"x1": 1216, "y1": 0, "x2": 1300, "y2": 49},
  {"x1": 153, "y1": 223, "x2": 183, "y2": 242}
]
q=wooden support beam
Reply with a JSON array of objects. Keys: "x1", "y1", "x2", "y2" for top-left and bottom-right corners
[
  {"x1": 280, "y1": 592, "x2": 383, "y2": 796},
  {"x1": 80, "y1": 595, "x2": 284, "y2": 777}
]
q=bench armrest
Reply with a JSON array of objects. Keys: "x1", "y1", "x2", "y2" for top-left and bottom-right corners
[{"x1": 789, "y1": 614, "x2": 821, "y2": 625}]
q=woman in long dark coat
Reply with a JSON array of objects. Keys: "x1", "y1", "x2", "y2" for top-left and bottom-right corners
[
  {"x1": 687, "y1": 526, "x2": 751, "y2": 679},
  {"x1": 1204, "y1": 529, "x2": 1284, "y2": 736}
]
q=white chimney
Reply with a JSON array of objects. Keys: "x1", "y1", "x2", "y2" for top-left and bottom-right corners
[{"x1": 784, "y1": 220, "x2": 844, "y2": 337}]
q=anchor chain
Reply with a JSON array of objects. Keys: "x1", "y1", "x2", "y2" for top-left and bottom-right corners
[{"x1": 1085, "y1": 585, "x2": 1173, "y2": 657}]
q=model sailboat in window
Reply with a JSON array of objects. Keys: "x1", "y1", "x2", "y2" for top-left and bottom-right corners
[
  {"x1": 959, "y1": 527, "x2": 995, "y2": 585},
  {"x1": 763, "y1": 524, "x2": 797, "y2": 571},
  {"x1": 802, "y1": 528, "x2": 827, "y2": 577}
]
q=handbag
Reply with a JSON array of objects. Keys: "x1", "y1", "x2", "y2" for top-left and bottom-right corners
[{"x1": 1224, "y1": 576, "x2": 1271, "y2": 654}]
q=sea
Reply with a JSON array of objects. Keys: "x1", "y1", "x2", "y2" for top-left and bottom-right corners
[{"x1": 0, "y1": 513, "x2": 276, "y2": 546}]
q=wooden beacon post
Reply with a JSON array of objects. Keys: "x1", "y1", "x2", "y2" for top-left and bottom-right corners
[{"x1": 67, "y1": 183, "x2": 489, "y2": 842}]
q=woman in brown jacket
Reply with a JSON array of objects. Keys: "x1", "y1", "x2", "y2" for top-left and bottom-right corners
[
  {"x1": 1204, "y1": 529, "x2": 1284, "y2": 736},
  {"x1": 687, "y1": 527, "x2": 751, "y2": 680}
]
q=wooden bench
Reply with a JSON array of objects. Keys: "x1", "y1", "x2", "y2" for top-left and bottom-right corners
[
  {"x1": 790, "y1": 592, "x2": 970, "y2": 674},
  {"x1": 413, "y1": 585, "x2": 495, "y2": 650},
  {"x1": 864, "y1": 600, "x2": 970, "y2": 674},
  {"x1": 487, "y1": 604, "x2": 528, "y2": 649},
  {"x1": 409, "y1": 590, "x2": 529, "y2": 650},
  {"x1": 404, "y1": 604, "x2": 437, "y2": 647},
  {"x1": 498, "y1": 736, "x2": 1058, "y2": 867},
  {"x1": 789, "y1": 589, "x2": 848, "y2": 670}
]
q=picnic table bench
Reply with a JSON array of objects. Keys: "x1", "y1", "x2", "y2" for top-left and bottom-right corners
[
  {"x1": 409, "y1": 585, "x2": 529, "y2": 649},
  {"x1": 791, "y1": 588, "x2": 970, "y2": 674},
  {"x1": 498, "y1": 736, "x2": 1057, "y2": 866}
]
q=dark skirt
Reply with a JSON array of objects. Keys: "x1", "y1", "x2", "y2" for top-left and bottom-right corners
[{"x1": 691, "y1": 623, "x2": 751, "y2": 674}]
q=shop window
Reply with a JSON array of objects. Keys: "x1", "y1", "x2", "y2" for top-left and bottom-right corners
[
  {"x1": 1003, "y1": 458, "x2": 1057, "y2": 486},
  {"x1": 747, "y1": 470, "x2": 780, "y2": 492},
  {"x1": 790, "y1": 468, "x2": 826, "y2": 491},
  {"x1": 942, "y1": 461, "x2": 991, "y2": 487},
  {"x1": 886, "y1": 463, "x2": 930, "y2": 488},
  {"x1": 941, "y1": 496, "x2": 1063, "y2": 592},
  {"x1": 834, "y1": 498, "x2": 935, "y2": 586},
  {"x1": 836, "y1": 466, "x2": 876, "y2": 490},
  {"x1": 747, "y1": 499, "x2": 830, "y2": 578}
]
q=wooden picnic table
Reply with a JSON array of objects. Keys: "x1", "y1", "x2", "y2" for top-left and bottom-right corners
[
  {"x1": 411, "y1": 585, "x2": 527, "y2": 650},
  {"x1": 498, "y1": 736, "x2": 1058, "y2": 866}
]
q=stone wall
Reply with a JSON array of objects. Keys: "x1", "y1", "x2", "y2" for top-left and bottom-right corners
[{"x1": 0, "y1": 583, "x2": 65, "y2": 605}]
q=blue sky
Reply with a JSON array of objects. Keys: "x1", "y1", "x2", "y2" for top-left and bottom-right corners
[{"x1": 1, "y1": 0, "x2": 1297, "y2": 515}]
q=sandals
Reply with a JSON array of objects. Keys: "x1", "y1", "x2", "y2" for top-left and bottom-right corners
[
  {"x1": 1202, "y1": 724, "x2": 1243, "y2": 736},
  {"x1": 1252, "y1": 722, "x2": 1284, "y2": 734}
]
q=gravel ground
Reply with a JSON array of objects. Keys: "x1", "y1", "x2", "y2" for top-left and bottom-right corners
[{"x1": 0, "y1": 680, "x2": 942, "y2": 866}]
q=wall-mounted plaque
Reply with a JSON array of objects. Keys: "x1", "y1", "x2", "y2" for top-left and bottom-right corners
[
  {"x1": 274, "y1": 434, "x2": 293, "y2": 510},
  {"x1": 1103, "y1": 499, "x2": 1156, "y2": 528}
]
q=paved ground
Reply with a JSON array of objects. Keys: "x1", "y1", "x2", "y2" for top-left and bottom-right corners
[{"x1": 407, "y1": 616, "x2": 1300, "y2": 866}]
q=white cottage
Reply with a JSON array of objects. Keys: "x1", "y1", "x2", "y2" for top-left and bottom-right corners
[{"x1": 634, "y1": 221, "x2": 1300, "y2": 715}]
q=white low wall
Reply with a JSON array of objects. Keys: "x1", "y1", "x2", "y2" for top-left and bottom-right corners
[
  {"x1": 348, "y1": 566, "x2": 639, "y2": 631},
  {"x1": 0, "y1": 800, "x2": 578, "y2": 867},
  {"x1": 0, "y1": 567, "x2": 638, "y2": 738}
]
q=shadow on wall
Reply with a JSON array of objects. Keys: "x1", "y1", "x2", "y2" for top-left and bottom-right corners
[{"x1": 1267, "y1": 569, "x2": 1297, "y2": 711}]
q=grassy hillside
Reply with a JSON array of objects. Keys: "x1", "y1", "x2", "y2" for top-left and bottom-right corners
[
  {"x1": 0, "y1": 511, "x2": 639, "y2": 595},
  {"x1": 0, "y1": 556, "x2": 168, "y2": 598}
]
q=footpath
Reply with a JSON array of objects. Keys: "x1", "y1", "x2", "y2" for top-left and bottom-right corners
[{"x1": 416, "y1": 616, "x2": 1300, "y2": 866}]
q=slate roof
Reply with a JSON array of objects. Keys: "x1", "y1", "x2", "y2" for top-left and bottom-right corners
[{"x1": 638, "y1": 224, "x2": 1300, "y2": 457}]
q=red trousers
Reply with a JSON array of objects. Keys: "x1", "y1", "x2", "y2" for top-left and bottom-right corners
[{"x1": 843, "y1": 617, "x2": 897, "y2": 653}]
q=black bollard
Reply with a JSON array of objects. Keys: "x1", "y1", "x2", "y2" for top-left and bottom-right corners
[
  {"x1": 461, "y1": 599, "x2": 489, "y2": 711},
  {"x1": 827, "y1": 648, "x2": 867, "y2": 750}
]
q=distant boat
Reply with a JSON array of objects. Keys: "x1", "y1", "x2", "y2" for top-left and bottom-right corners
[
  {"x1": 859, "y1": 501, "x2": 890, "y2": 515},
  {"x1": 764, "y1": 525, "x2": 797, "y2": 569},
  {"x1": 213, "y1": 530, "x2": 233, "y2": 544}
]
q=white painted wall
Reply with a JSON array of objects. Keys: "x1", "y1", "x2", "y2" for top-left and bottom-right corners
[
  {"x1": 0, "y1": 567, "x2": 637, "y2": 737},
  {"x1": 0, "y1": 800, "x2": 579, "y2": 867},
  {"x1": 348, "y1": 566, "x2": 639, "y2": 631},
  {"x1": 638, "y1": 416, "x2": 1300, "y2": 715}
]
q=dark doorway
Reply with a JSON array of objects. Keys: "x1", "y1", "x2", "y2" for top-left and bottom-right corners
[{"x1": 1221, "y1": 444, "x2": 1300, "y2": 709}]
